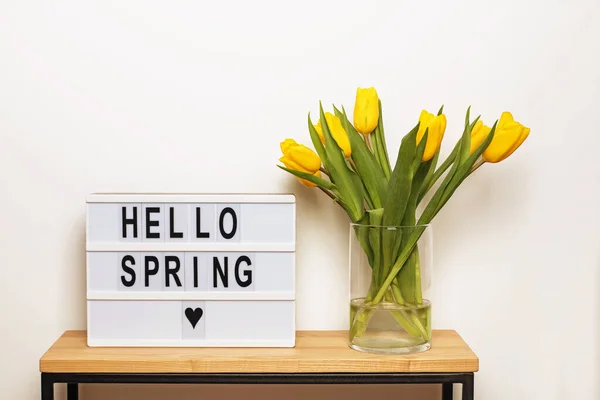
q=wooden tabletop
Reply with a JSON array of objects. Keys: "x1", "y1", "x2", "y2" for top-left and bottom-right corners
[{"x1": 40, "y1": 330, "x2": 478, "y2": 373}]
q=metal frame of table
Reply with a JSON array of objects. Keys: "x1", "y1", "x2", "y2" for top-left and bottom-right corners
[{"x1": 41, "y1": 371, "x2": 474, "y2": 400}]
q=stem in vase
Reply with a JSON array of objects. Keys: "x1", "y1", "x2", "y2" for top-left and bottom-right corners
[
  {"x1": 350, "y1": 226, "x2": 430, "y2": 342},
  {"x1": 372, "y1": 226, "x2": 426, "y2": 303},
  {"x1": 350, "y1": 258, "x2": 428, "y2": 342}
]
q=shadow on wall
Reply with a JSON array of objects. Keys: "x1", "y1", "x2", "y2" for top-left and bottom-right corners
[
  {"x1": 82, "y1": 384, "x2": 441, "y2": 400},
  {"x1": 73, "y1": 215, "x2": 87, "y2": 326}
]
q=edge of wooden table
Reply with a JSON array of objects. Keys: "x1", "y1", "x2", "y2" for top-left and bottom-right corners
[{"x1": 40, "y1": 330, "x2": 478, "y2": 373}]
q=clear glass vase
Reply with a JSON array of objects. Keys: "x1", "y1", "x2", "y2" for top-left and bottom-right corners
[{"x1": 349, "y1": 224, "x2": 433, "y2": 354}]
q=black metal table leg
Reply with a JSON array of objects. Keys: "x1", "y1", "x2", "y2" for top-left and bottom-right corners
[
  {"x1": 442, "y1": 382, "x2": 453, "y2": 400},
  {"x1": 67, "y1": 383, "x2": 79, "y2": 400},
  {"x1": 41, "y1": 372, "x2": 474, "y2": 399},
  {"x1": 462, "y1": 373, "x2": 474, "y2": 400},
  {"x1": 41, "y1": 374, "x2": 54, "y2": 400}
]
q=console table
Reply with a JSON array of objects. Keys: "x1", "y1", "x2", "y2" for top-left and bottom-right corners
[{"x1": 39, "y1": 330, "x2": 478, "y2": 400}]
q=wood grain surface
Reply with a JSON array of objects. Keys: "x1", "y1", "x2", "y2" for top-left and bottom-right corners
[{"x1": 40, "y1": 330, "x2": 478, "y2": 373}]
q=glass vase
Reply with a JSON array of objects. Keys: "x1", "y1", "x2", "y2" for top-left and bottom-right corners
[{"x1": 349, "y1": 224, "x2": 433, "y2": 354}]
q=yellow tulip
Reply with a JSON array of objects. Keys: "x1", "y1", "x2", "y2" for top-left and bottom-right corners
[
  {"x1": 416, "y1": 110, "x2": 446, "y2": 161},
  {"x1": 313, "y1": 112, "x2": 352, "y2": 158},
  {"x1": 469, "y1": 120, "x2": 492, "y2": 155},
  {"x1": 482, "y1": 112, "x2": 530, "y2": 163},
  {"x1": 279, "y1": 139, "x2": 322, "y2": 187},
  {"x1": 353, "y1": 87, "x2": 379, "y2": 135}
]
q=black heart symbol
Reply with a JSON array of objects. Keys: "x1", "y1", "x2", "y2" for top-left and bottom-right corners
[{"x1": 185, "y1": 307, "x2": 204, "y2": 329}]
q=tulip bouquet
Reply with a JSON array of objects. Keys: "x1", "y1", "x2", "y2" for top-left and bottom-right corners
[{"x1": 278, "y1": 87, "x2": 529, "y2": 349}]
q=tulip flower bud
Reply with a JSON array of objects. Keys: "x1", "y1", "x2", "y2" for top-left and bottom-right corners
[
  {"x1": 482, "y1": 112, "x2": 530, "y2": 163},
  {"x1": 313, "y1": 120, "x2": 326, "y2": 144},
  {"x1": 470, "y1": 120, "x2": 492, "y2": 155},
  {"x1": 313, "y1": 112, "x2": 352, "y2": 158},
  {"x1": 279, "y1": 139, "x2": 322, "y2": 187},
  {"x1": 353, "y1": 87, "x2": 380, "y2": 135},
  {"x1": 416, "y1": 110, "x2": 447, "y2": 161}
]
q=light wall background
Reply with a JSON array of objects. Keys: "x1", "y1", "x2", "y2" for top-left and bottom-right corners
[{"x1": 1, "y1": 1, "x2": 599, "y2": 399}]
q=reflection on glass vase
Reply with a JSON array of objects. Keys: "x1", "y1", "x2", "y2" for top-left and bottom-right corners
[{"x1": 349, "y1": 224, "x2": 433, "y2": 354}]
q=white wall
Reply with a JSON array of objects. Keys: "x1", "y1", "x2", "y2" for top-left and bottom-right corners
[{"x1": 1, "y1": 1, "x2": 599, "y2": 399}]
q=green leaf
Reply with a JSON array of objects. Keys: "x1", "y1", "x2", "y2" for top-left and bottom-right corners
[
  {"x1": 375, "y1": 113, "x2": 494, "y2": 305},
  {"x1": 395, "y1": 160, "x2": 435, "y2": 306},
  {"x1": 417, "y1": 147, "x2": 456, "y2": 204},
  {"x1": 333, "y1": 105, "x2": 387, "y2": 209},
  {"x1": 418, "y1": 121, "x2": 496, "y2": 226},
  {"x1": 335, "y1": 109, "x2": 376, "y2": 210},
  {"x1": 417, "y1": 151, "x2": 440, "y2": 202},
  {"x1": 417, "y1": 107, "x2": 478, "y2": 204},
  {"x1": 397, "y1": 246, "x2": 420, "y2": 305},
  {"x1": 380, "y1": 125, "x2": 422, "y2": 280},
  {"x1": 307, "y1": 114, "x2": 328, "y2": 168},
  {"x1": 406, "y1": 158, "x2": 434, "y2": 225},
  {"x1": 371, "y1": 224, "x2": 427, "y2": 304},
  {"x1": 380, "y1": 106, "x2": 475, "y2": 296},
  {"x1": 349, "y1": 163, "x2": 370, "y2": 210},
  {"x1": 457, "y1": 118, "x2": 474, "y2": 166},
  {"x1": 464, "y1": 106, "x2": 471, "y2": 127},
  {"x1": 319, "y1": 102, "x2": 364, "y2": 222},
  {"x1": 460, "y1": 115, "x2": 481, "y2": 164},
  {"x1": 277, "y1": 165, "x2": 335, "y2": 190},
  {"x1": 382, "y1": 123, "x2": 420, "y2": 226},
  {"x1": 437, "y1": 104, "x2": 444, "y2": 116},
  {"x1": 365, "y1": 206, "x2": 383, "y2": 223},
  {"x1": 353, "y1": 213, "x2": 374, "y2": 271},
  {"x1": 417, "y1": 135, "x2": 464, "y2": 226},
  {"x1": 371, "y1": 99, "x2": 392, "y2": 179},
  {"x1": 434, "y1": 121, "x2": 497, "y2": 214},
  {"x1": 412, "y1": 128, "x2": 428, "y2": 173},
  {"x1": 367, "y1": 208, "x2": 384, "y2": 284},
  {"x1": 381, "y1": 225, "x2": 402, "y2": 294}
]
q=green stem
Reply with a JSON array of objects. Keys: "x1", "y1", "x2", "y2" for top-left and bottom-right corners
[
  {"x1": 371, "y1": 130, "x2": 391, "y2": 179},
  {"x1": 350, "y1": 223, "x2": 429, "y2": 343},
  {"x1": 390, "y1": 282, "x2": 404, "y2": 304},
  {"x1": 372, "y1": 226, "x2": 426, "y2": 303},
  {"x1": 418, "y1": 137, "x2": 466, "y2": 204},
  {"x1": 350, "y1": 287, "x2": 428, "y2": 342},
  {"x1": 364, "y1": 133, "x2": 373, "y2": 152},
  {"x1": 414, "y1": 248, "x2": 423, "y2": 305},
  {"x1": 371, "y1": 228, "x2": 382, "y2": 286},
  {"x1": 418, "y1": 154, "x2": 454, "y2": 203},
  {"x1": 379, "y1": 229, "x2": 400, "y2": 291},
  {"x1": 387, "y1": 291, "x2": 423, "y2": 338},
  {"x1": 349, "y1": 307, "x2": 375, "y2": 339},
  {"x1": 350, "y1": 243, "x2": 429, "y2": 342},
  {"x1": 471, "y1": 159, "x2": 485, "y2": 173},
  {"x1": 372, "y1": 99, "x2": 392, "y2": 179},
  {"x1": 391, "y1": 273, "x2": 428, "y2": 340},
  {"x1": 318, "y1": 187, "x2": 337, "y2": 201},
  {"x1": 409, "y1": 310, "x2": 430, "y2": 340}
]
